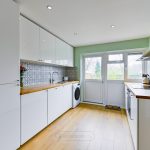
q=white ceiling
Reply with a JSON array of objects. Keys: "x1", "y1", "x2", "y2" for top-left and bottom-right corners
[{"x1": 16, "y1": 0, "x2": 150, "y2": 47}]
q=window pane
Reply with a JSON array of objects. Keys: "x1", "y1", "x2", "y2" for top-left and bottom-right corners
[
  {"x1": 107, "y1": 63, "x2": 124, "y2": 80},
  {"x1": 108, "y1": 54, "x2": 123, "y2": 61},
  {"x1": 85, "y1": 57, "x2": 102, "y2": 80},
  {"x1": 128, "y1": 54, "x2": 142, "y2": 79}
]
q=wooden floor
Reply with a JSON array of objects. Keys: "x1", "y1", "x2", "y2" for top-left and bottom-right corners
[{"x1": 19, "y1": 103, "x2": 134, "y2": 150}]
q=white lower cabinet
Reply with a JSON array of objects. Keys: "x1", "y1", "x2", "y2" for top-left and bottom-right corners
[
  {"x1": 48, "y1": 85, "x2": 72, "y2": 124},
  {"x1": 63, "y1": 84, "x2": 73, "y2": 112},
  {"x1": 130, "y1": 94, "x2": 138, "y2": 150},
  {"x1": 21, "y1": 91, "x2": 47, "y2": 145}
]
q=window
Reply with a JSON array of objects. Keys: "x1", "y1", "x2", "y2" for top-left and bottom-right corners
[
  {"x1": 108, "y1": 54, "x2": 123, "y2": 61},
  {"x1": 147, "y1": 61, "x2": 150, "y2": 75},
  {"x1": 127, "y1": 54, "x2": 142, "y2": 79},
  {"x1": 85, "y1": 57, "x2": 102, "y2": 80},
  {"x1": 107, "y1": 63, "x2": 124, "y2": 80},
  {"x1": 107, "y1": 54, "x2": 124, "y2": 80}
]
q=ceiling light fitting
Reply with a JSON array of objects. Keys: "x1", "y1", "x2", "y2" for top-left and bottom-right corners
[{"x1": 47, "y1": 5, "x2": 52, "y2": 10}]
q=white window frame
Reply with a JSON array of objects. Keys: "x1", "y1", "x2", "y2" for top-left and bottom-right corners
[
  {"x1": 125, "y1": 52, "x2": 145, "y2": 82},
  {"x1": 106, "y1": 53, "x2": 125, "y2": 81},
  {"x1": 83, "y1": 54, "x2": 104, "y2": 82}
]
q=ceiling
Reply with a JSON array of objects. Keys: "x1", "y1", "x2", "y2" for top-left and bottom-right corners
[{"x1": 16, "y1": 0, "x2": 150, "y2": 47}]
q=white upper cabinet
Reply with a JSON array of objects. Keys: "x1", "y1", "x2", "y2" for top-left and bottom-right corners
[
  {"x1": 55, "y1": 38, "x2": 66, "y2": 65},
  {"x1": 20, "y1": 16, "x2": 40, "y2": 61},
  {"x1": 39, "y1": 28, "x2": 55, "y2": 63},
  {"x1": 55, "y1": 37, "x2": 73, "y2": 67},
  {"x1": 20, "y1": 16, "x2": 73, "y2": 66},
  {"x1": 66, "y1": 44, "x2": 74, "y2": 67}
]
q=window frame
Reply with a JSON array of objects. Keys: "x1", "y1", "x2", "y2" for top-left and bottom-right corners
[
  {"x1": 107, "y1": 53, "x2": 125, "y2": 81},
  {"x1": 126, "y1": 53, "x2": 143, "y2": 82},
  {"x1": 84, "y1": 55, "x2": 103, "y2": 81}
]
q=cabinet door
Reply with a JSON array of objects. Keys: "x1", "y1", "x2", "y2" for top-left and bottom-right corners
[
  {"x1": 55, "y1": 38, "x2": 66, "y2": 65},
  {"x1": 20, "y1": 16, "x2": 40, "y2": 61},
  {"x1": 130, "y1": 94, "x2": 138, "y2": 150},
  {"x1": 63, "y1": 84, "x2": 72, "y2": 111},
  {"x1": 48, "y1": 86, "x2": 64, "y2": 124},
  {"x1": 66, "y1": 44, "x2": 74, "y2": 67},
  {"x1": 39, "y1": 28, "x2": 55, "y2": 63},
  {"x1": 0, "y1": 0, "x2": 19, "y2": 84},
  {"x1": 48, "y1": 88, "x2": 59, "y2": 124},
  {"x1": 125, "y1": 86, "x2": 128, "y2": 110},
  {"x1": 48, "y1": 85, "x2": 72, "y2": 124},
  {"x1": 0, "y1": 84, "x2": 20, "y2": 150},
  {"x1": 21, "y1": 91, "x2": 47, "y2": 144}
]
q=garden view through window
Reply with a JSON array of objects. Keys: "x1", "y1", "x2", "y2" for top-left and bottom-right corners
[
  {"x1": 85, "y1": 57, "x2": 102, "y2": 80},
  {"x1": 127, "y1": 54, "x2": 142, "y2": 79},
  {"x1": 107, "y1": 54, "x2": 124, "y2": 80}
]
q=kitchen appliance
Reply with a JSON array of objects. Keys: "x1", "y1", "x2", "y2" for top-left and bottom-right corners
[
  {"x1": 0, "y1": 0, "x2": 20, "y2": 150},
  {"x1": 63, "y1": 76, "x2": 69, "y2": 81},
  {"x1": 72, "y1": 83, "x2": 80, "y2": 108},
  {"x1": 142, "y1": 74, "x2": 150, "y2": 84}
]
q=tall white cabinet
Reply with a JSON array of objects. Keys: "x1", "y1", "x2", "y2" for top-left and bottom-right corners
[
  {"x1": 0, "y1": 0, "x2": 20, "y2": 150},
  {"x1": 20, "y1": 16, "x2": 74, "y2": 67}
]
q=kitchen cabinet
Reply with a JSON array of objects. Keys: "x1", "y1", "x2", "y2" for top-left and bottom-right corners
[
  {"x1": 124, "y1": 86, "x2": 138, "y2": 150},
  {"x1": 130, "y1": 93, "x2": 138, "y2": 150},
  {"x1": 0, "y1": 1, "x2": 20, "y2": 150},
  {"x1": 0, "y1": 0, "x2": 19, "y2": 84},
  {"x1": 55, "y1": 37, "x2": 74, "y2": 67},
  {"x1": 20, "y1": 16, "x2": 40, "y2": 61},
  {"x1": 39, "y1": 28, "x2": 55, "y2": 63},
  {"x1": 63, "y1": 84, "x2": 73, "y2": 111},
  {"x1": 20, "y1": 16, "x2": 73, "y2": 67},
  {"x1": 0, "y1": 84, "x2": 20, "y2": 150},
  {"x1": 21, "y1": 91, "x2": 47, "y2": 145},
  {"x1": 48, "y1": 87, "x2": 61, "y2": 124},
  {"x1": 55, "y1": 38, "x2": 66, "y2": 65},
  {"x1": 48, "y1": 84, "x2": 72, "y2": 124},
  {"x1": 66, "y1": 44, "x2": 74, "y2": 67}
]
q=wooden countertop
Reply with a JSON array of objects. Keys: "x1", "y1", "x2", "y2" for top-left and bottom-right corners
[
  {"x1": 20, "y1": 81, "x2": 79, "y2": 95},
  {"x1": 125, "y1": 82, "x2": 150, "y2": 99}
]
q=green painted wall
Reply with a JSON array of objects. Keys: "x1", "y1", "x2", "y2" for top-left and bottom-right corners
[{"x1": 74, "y1": 38, "x2": 149, "y2": 79}]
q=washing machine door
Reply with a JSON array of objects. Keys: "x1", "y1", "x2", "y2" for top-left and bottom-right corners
[{"x1": 74, "y1": 87, "x2": 80, "y2": 101}]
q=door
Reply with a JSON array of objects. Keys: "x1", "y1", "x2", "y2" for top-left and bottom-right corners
[
  {"x1": 83, "y1": 56, "x2": 104, "y2": 104},
  {"x1": 83, "y1": 53, "x2": 125, "y2": 107},
  {"x1": 106, "y1": 53, "x2": 125, "y2": 107}
]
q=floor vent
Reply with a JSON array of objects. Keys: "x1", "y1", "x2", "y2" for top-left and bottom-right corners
[{"x1": 105, "y1": 105, "x2": 121, "y2": 111}]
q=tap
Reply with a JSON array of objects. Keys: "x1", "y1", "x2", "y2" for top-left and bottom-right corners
[{"x1": 51, "y1": 72, "x2": 58, "y2": 84}]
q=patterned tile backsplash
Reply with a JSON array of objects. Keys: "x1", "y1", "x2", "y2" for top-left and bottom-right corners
[{"x1": 21, "y1": 61, "x2": 77, "y2": 86}]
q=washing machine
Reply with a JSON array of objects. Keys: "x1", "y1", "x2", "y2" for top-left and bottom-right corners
[{"x1": 72, "y1": 83, "x2": 80, "y2": 108}]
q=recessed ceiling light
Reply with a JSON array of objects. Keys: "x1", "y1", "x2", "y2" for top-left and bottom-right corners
[
  {"x1": 47, "y1": 5, "x2": 52, "y2": 10},
  {"x1": 111, "y1": 25, "x2": 116, "y2": 28}
]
